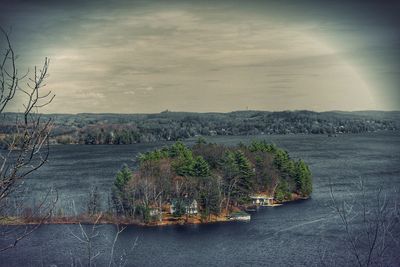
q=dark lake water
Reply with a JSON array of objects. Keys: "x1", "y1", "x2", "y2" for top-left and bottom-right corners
[{"x1": 1, "y1": 132, "x2": 399, "y2": 266}]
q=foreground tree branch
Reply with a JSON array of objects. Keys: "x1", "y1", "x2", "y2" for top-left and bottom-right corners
[
  {"x1": 0, "y1": 26, "x2": 57, "y2": 251},
  {"x1": 328, "y1": 177, "x2": 400, "y2": 267}
]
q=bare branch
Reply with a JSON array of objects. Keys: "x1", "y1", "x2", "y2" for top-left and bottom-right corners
[{"x1": 0, "y1": 27, "x2": 56, "y2": 252}]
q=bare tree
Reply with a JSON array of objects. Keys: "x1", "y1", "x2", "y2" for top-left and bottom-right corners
[
  {"x1": 88, "y1": 186, "x2": 101, "y2": 216},
  {"x1": 69, "y1": 199, "x2": 137, "y2": 267},
  {"x1": 69, "y1": 213, "x2": 103, "y2": 267},
  {"x1": 328, "y1": 177, "x2": 400, "y2": 267},
  {"x1": 0, "y1": 27, "x2": 56, "y2": 251},
  {"x1": 108, "y1": 225, "x2": 137, "y2": 267},
  {"x1": 224, "y1": 174, "x2": 238, "y2": 214}
]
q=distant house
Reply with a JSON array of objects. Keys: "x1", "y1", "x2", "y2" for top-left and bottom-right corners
[
  {"x1": 250, "y1": 194, "x2": 274, "y2": 206},
  {"x1": 170, "y1": 199, "x2": 198, "y2": 215}
]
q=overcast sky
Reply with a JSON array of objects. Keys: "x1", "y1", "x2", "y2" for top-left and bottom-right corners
[{"x1": 1, "y1": 0, "x2": 399, "y2": 113}]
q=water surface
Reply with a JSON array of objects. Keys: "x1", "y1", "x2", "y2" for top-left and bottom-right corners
[{"x1": 1, "y1": 132, "x2": 399, "y2": 266}]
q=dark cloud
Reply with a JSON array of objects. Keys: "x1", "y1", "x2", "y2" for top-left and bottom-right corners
[{"x1": 1, "y1": 0, "x2": 399, "y2": 112}]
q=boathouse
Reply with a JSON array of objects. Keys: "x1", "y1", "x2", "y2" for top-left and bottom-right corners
[{"x1": 250, "y1": 194, "x2": 274, "y2": 206}]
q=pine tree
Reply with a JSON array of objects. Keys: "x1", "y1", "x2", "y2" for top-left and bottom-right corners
[
  {"x1": 275, "y1": 180, "x2": 291, "y2": 202},
  {"x1": 295, "y1": 160, "x2": 312, "y2": 196},
  {"x1": 173, "y1": 155, "x2": 195, "y2": 176},
  {"x1": 196, "y1": 136, "x2": 207, "y2": 145},
  {"x1": 114, "y1": 165, "x2": 132, "y2": 191},
  {"x1": 112, "y1": 165, "x2": 133, "y2": 215},
  {"x1": 192, "y1": 156, "x2": 210, "y2": 177},
  {"x1": 273, "y1": 149, "x2": 289, "y2": 170},
  {"x1": 234, "y1": 150, "x2": 254, "y2": 193},
  {"x1": 169, "y1": 141, "x2": 191, "y2": 158}
]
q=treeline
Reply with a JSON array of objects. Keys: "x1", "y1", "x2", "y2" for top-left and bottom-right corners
[
  {"x1": 1, "y1": 110, "x2": 399, "y2": 147},
  {"x1": 110, "y1": 139, "x2": 312, "y2": 223}
]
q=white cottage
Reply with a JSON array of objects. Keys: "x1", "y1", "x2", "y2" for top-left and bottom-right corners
[{"x1": 250, "y1": 194, "x2": 274, "y2": 206}]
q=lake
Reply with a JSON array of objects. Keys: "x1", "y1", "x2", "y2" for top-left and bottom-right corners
[{"x1": 1, "y1": 132, "x2": 399, "y2": 266}]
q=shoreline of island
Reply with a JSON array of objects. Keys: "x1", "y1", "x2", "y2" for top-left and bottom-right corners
[{"x1": 0, "y1": 195, "x2": 310, "y2": 227}]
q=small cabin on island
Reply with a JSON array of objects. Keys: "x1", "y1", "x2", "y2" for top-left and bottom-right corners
[
  {"x1": 250, "y1": 194, "x2": 274, "y2": 206},
  {"x1": 170, "y1": 199, "x2": 198, "y2": 215}
]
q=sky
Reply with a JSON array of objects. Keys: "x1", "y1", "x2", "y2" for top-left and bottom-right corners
[{"x1": 1, "y1": 0, "x2": 399, "y2": 113}]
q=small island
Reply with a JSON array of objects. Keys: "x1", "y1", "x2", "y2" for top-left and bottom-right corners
[
  {"x1": 0, "y1": 139, "x2": 312, "y2": 227},
  {"x1": 108, "y1": 139, "x2": 312, "y2": 225}
]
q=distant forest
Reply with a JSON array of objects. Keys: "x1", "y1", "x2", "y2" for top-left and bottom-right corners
[{"x1": 1, "y1": 110, "x2": 399, "y2": 147}]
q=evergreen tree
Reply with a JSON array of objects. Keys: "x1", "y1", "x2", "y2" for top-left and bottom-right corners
[
  {"x1": 114, "y1": 165, "x2": 132, "y2": 191},
  {"x1": 172, "y1": 198, "x2": 187, "y2": 217},
  {"x1": 192, "y1": 156, "x2": 210, "y2": 177},
  {"x1": 112, "y1": 165, "x2": 133, "y2": 215},
  {"x1": 275, "y1": 180, "x2": 291, "y2": 202},
  {"x1": 249, "y1": 140, "x2": 277, "y2": 153},
  {"x1": 284, "y1": 160, "x2": 296, "y2": 177},
  {"x1": 273, "y1": 149, "x2": 289, "y2": 170},
  {"x1": 222, "y1": 150, "x2": 254, "y2": 204},
  {"x1": 196, "y1": 136, "x2": 207, "y2": 145},
  {"x1": 295, "y1": 160, "x2": 312, "y2": 196},
  {"x1": 234, "y1": 150, "x2": 254, "y2": 195},
  {"x1": 169, "y1": 141, "x2": 191, "y2": 158},
  {"x1": 170, "y1": 142, "x2": 195, "y2": 176},
  {"x1": 173, "y1": 155, "x2": 195, "y2": 176}
]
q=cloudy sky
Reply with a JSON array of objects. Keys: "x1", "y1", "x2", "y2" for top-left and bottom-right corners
[{"x1": 1, "y1": 0, "x2": 399, "y2": 113}]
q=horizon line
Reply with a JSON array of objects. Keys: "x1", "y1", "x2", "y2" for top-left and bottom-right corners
[{"x1": 4, "y1": 109, "x2": 400, "y2": 116}]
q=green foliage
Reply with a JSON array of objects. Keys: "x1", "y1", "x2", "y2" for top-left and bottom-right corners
[
  {"x1": 169, "y1": 142, "x2": 197, "y2": 176},
  {"x1": 169, "y1": 141, "x2": 192, "y2": 158},
  {"x1": 113, "y1": 129, "x2": 141, "y2": 144},
  {"x1": 138, "y1": 148, "x2": 169, "y2": 164},
  {"x1": 112, "y1": 165, "x2": 133, "y2": 215},
  {"x1": 275, "y1": 180, "x2": 291, "y2": 202},
  {"x1": 273, "y1": 149, "x2": 290, "y2": 170},
  {"x1": 110, "y1": 140, "x2": 312, "y2": 221},
  {"x1": 114, "y1": 165, "x2": 133, "y2": 191},
  {"x1": 222, "y1": 150, "x2": 254, "y2": 203},
  {"x1": 233, "y1": 150, "x2": 254, "y2": 194},
  {"x1": 249, "y1": 140, "x2": 277, "y2": 153},
  {"x1": 135, "y1": 205, "x2": 151, "y2": 222},
  {"x1": 196, "y1": 136, "x2": 207, "y2": 145},
  {"x1": 173, "y1": 156, "x2": 195, "y2": 177},
  {"x1": 192, "y1": 156, "x2": 210, "y2": 177},
  {"x1": 222, "y1": 151, "x2": 240, "y2": 179},
  {"x1": 295, "y1": 160, "x2": 312, "y2": 196},
  {"x1": 171, "y1": 198, "x2": 188, "y2": 217}
]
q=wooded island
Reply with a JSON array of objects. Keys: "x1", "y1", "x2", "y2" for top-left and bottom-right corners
[{"x1": 109, "y1": 139, "x2": 312, "y2": 225}]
